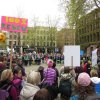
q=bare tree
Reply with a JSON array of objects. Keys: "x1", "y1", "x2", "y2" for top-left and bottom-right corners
[
  {"x1": 45, "y1": 16, "x2": 59, "y2": 52},
  {"x1": 16, "y1": 6, "x2": 24, "y2": 18},
  {"x1": 23, "y1": 16, "x2": 39, "y2": 48}
]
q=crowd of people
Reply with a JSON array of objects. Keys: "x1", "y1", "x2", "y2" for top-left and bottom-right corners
[
  {"x1": 0, "y1": 51, "x2": 100, "y2": 100},
  {"x1": 2, "y1": 52, "x2": 64, "y2": 66}
]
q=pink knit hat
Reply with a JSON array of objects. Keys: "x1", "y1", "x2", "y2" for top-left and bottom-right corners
[
  {"x1": 78, "y1": 72, "x2": 91, "y2": 86},
  {"x1": 47, "y1": 59, "x2": 53, "y2": 67}
]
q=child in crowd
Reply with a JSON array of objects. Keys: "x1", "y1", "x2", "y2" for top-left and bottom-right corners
[
  {"x1": 37, "y1": 66, "x2": 44, "y2": 81},
  {"x1": 17, "y1": 59, "x2": 27, "y2": 80},
  {"x1": 12, "y1": 66, "x2": 23, "y2": 98}
]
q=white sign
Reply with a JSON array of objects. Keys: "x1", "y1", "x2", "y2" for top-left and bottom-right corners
[
  {"x1": 92, "y1": 49, "x2": 97, "y2": 67},
  {"x1": 64, "y1": 45, "x2": 80, "y2": 67}
]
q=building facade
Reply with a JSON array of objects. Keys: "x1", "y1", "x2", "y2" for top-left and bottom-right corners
[
  {"x1": 4, "y1": 26, "x2": 57, "y2": 53},
  {"x1": 76, "y1": 8, "x2": 100, "y2": 56},
  {"x1": 6, "y1": 32, "x2": 24, "y2": 53},
  {"x1": 57, "y1": 28, "x2": 75, "y2": 53},
  {"x1": 23, "y1": 26, "x2": 57, "y2": 53}
]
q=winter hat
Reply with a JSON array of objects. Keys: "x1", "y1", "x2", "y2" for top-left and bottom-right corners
[
  {"x1": 78, "y1": 72, "x2": 91, "y2": 86},
  {"x1": 47, "y1": 59, "x2": 53, "y2": 67}
]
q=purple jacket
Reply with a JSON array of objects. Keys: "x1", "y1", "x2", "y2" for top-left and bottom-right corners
[
  {"x1": 10, "y1": 85, "x2": 18, "y2": 100},
  {"x1": 43, "y1": 68, "x2": 56, "y2": 86},
  {"x1": 0, "y1": 63, "x2": 4, "y2": 70},
  {"x1": 0, "y1": 79, "x2": 18, "y2": 100},
  {"x1": 13, "y1": 76, "x2": 22, "y2": 97}
]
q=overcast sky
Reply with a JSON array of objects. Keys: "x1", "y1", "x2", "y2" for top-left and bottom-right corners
[{"x1": 0, "y1": 0, "x2": 66, "y2": 28}]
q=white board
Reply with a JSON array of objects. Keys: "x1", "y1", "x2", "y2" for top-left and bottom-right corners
[
  {"x1": 92, "y1": 49, "x2": 97, "y2": 67},
  {"x1": 64, "y1": 45, "x2": 80, "y2": 67}
]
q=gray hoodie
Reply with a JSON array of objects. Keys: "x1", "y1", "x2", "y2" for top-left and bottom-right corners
[{"x1": 19, "y1": 82, "x2": 40, "y2": 100}]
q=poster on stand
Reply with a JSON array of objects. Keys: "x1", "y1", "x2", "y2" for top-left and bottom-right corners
[{"x1": 64, "y1": 45, "x2": 80, "y2": 67}]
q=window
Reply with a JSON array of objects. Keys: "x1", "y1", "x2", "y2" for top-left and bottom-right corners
[
  {"x1": 93, "y1": 34, "x2": 96, "y2": 41},
  {"x1": 90, "y1": 25, "x2": 92, "y2": 31},
  {"x1": 90, "y1": 34, "x2": 92, "y2": 42},
  {"x1": 97, "y1": 32, "x2": 100, "y2": 41},
  {"x1": 44, "y1": 42, "x2": 45, "y2": 46},
  {"x1": 87, "y1": 35, "x2": 89, "y2": 42},
  {"x1": 53, "y1": 42, "x2": 55, "y2": 46},
  {"x1": 47, "y1": 42, "x2": 49, "y2": 46},
  {"x1": 14, "y1": 41, "x2": 16, "y2": 45},
  {"x1": 94, "y1": 13, "x2": 97, "y2": 19},
  {"x1": 10, "y1": 35, "x2": 12, "y2": 39},
  {"x1": 9, "y1": 41, "x2": 12, "y2": 45},
  {"x1": 14, "y1": 35, "x2": 17, "y2": 39},
  {"x1": 84, "y1": 36, "x2": 86, "y2": 42},
  {"x1": 98, "y1": 12, "x2": 100, "y2": 18},
  {"x1": 96, "y1": 22, "x2": 99, "y2": 29},
  {"x1": 37, "y1": 42, "x2": 39, "y2": 46},
  {"x1": 23, "y1": 35, "x2": 25, "y2": 39}
]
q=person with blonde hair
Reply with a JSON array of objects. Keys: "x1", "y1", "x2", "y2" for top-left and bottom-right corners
[
  {"x1": 90, "y1": 69, "x2": 100, "y2": 95},
  {"x1": 90, "y1": 69, "x2": 100, "y2": 83},
  {"x1": 0, "y1": 69, "x2": 13, "y2": 81},
  {"x1": 27, "y1": 70, "x2": 41, "y2": 85},
  {"x1": 19, "y1": 70, "x2": 40, "y2": 100},
  {"x1": 0, "y1": 69, "x2": 18, "y2": 100},
  {"x1": 0, "y1": 56, "x2": 5, "y2": 78},
  {"x1": 90, "y1": 69, "x2": 98, "y2": 77}
]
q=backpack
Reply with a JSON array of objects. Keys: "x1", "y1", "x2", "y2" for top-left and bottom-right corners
[
  {"x1": 59, "y1": 79, "x2": 72, "y2": 97},
  {"x1": 0, "y1": 84, "x2": 12, "y2": 100}
]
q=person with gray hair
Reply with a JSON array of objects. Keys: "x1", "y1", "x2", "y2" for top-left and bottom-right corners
[{"x1": 19, "y1": 70, "x2": 40, "y2": 100}]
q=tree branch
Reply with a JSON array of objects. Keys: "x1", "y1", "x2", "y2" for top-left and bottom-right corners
[{"x1": 93, "y1": 0, "x2": 100, "y2": 8}]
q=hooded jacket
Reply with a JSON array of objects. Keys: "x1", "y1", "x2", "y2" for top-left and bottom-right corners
[
  {"x1": 61, "y1": 73, "x2": 72, "y2": 80},
  {"x1": 19, "y1": 82, "x2": 40, "y2": 100}
]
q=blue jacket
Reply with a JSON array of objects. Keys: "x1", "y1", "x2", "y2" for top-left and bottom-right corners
[{"x1": 70, "y1": 95, "x2": 78, "y2": 100}]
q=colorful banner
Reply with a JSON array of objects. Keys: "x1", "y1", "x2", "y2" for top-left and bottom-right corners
[{"x1": 1, "y1": 16, "x2": 28, "y2": 33}]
